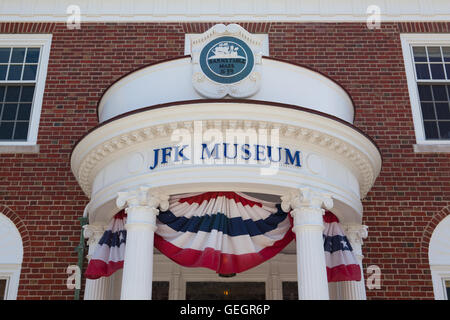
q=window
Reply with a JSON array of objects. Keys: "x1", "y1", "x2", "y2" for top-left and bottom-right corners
[
  {"x1": 152, "y1": 281, "x2": 169, "y2": 300},
  {"x1": 185, "y1": 282, "x2": 266, "y2": 300},
  {"x1": 0, "y1": 278, "x2": 7, "y2": 300},
  {"x1": 413, "y1": 47, "x2": 450, "y2": 140},
  {"x1": 0, "y1": 34, "x2": 51, "y2": 149},
  {"x1": 282, "y1": 281, "x2": 298, "y2": 300},
  {"x1": 429, "y1": 214, "x2": 450, "y2": 300},
  {"x1": 400, "y1": 34, "x2": 450, "y2": 151},
  {"x1": 0, "y1": 213, "x2": 23, "y2": 300},
  {"x1": 445, "y1": 279, "x2": 450, "y2": 300}
]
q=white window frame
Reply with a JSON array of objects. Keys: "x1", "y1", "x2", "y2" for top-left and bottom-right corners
[
  {"x1": 431, "y1": 268, "x2": 450, "y2": 300},
  {"x1": 0, "y1": 34, "x2": 52, "y2": 148},
  {"x1": 0, "y1": 213, "x2": 23, "y2": 300},
  {"x1": 429, "y1": 214, "x2": 450, "y2": 300},
  {"x1": 400, "y1": 33, "x2": 450, "y2": 152},
  {"x1": 0, "y1": 267, "x2": 20, "y2": 300},
  {"x1": 0, "y1": 276, "x2": 9, "y2": 299}
]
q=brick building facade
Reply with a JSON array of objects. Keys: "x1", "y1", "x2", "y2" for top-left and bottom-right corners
[{"x1": 0, "y1": 1, "x2": 449, "y2": 300}]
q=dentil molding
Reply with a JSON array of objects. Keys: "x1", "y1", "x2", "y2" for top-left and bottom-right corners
[{"x1": 71, "y1": 106, "x2": 380, "y2": 199}]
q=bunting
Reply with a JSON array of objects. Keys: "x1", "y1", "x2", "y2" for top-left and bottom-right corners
[{"x1": 85, "y1": 191, "x2": 361, "y2": 283}]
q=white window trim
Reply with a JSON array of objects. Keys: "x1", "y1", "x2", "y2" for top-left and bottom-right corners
[
  {"x1": 400, "y1": 33, "x2": 450, "y2": 152},
  {"x1": 0, "y1": 34, "x2": 52, "y2": 148},
  {"x1": 0, "y1": 265, "x2": 21, "y2": 300},
  {"x1": 429, "y1": 214, "x2": 450, "y2": 300},
  {"x1": 0, "y1": 212, "x2": 23, "y2": 300},
  {"x1": 0, "y1": 275, "x2": 9, "y2": 299},
  {"x1": 431, "y1": 267, "x2": 450, "y2": 300}
]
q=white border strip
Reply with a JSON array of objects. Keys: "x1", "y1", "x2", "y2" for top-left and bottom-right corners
[{"x1": 0, "y1": 0, "x2": 449, "y2": 22}]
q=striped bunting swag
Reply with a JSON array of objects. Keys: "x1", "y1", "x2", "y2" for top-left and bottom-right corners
[
  {"x1": 323, "y1": 211, "x2": 361, "y2": 282},
  {"x1": 154, "y1": 192, "x2": 294, "y2": 275},
  {"x1": 85, "y1": 191, "x2": 361, "y2": 282},
  {"x1": 85, "y1": 211, "x2": 126, "y2": 280}
]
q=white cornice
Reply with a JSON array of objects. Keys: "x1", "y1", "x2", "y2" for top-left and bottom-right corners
[
  {"x1": 0, "y1": 0, "x2": 449, "y2": 23},
  {"x1": 71, "y1": 102, "x2": 382, "y2": 199}
]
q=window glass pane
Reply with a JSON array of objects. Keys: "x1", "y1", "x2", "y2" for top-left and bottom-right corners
[
  {"x1": 0, "y1": 48, "x2": 10, "y2": 63},
  {"x1": 415, "y1": 64, "x2": 430, "y2": 79},
  {"x1": 432, "y1": 85, "x2": 448, "y2": 101},
  {"x1": 152, "y1": 281, "x2": 169, "y2": 300},
  {"x1": 0, "y1": 122, "x2": 14, "y2": 140},
  {"x1": 17, "y1": 103, "x2": 32, "y2": 121},
  {"x1": 0, "y1": 65, "x2": 7, "y2": 80},
  {"x1": 13, "y1": 121, "x2": 29, "y2": 140},
  {"x1": 282, "y1": 281, "x2": 298, "y2": 300},
  {"x1": 2, "y1": 103, "x2": 18, "y2": 120},
  {"x1": 7, "y1": 65, "x2": 23, "y2": 81},
  {"x1": 430, "y1": 64, "x2": 446, "y2": 79},
  {"x1": 446, "y1": 64, "x2": 450, "y2": 79},
  {"x1": 25, "y1": 48, "x2": 40, "y2": 63},
  {"x1": 22, "y1": 65, "x2": 37, "y2": 81},
  {"x1": 424, "y1": 121, "x2": 439, "y2": 139},
  {"x1": 10, "y1": 48, "x2": 25, "y2": 63},
  {"x1": 20, "y1": 86, "x2": 35, "y2": 102},
  {"x1": 438, "y1": 121, "x2": 450, "y2": 139},
  {"x1": 443, "y1": 47, "x2": 450, "y2": 62},
  {"x1": 5, "y1": 86, "x2": 20, "y2": 102},
  {"x1": 0, "y1": 86, "x2": 5, "y2": 101},
  {"x1": 186, "y1": 282, "x2": 266, "y2": 300},
  {"x1": 446, "y1": 280, "x2": 450, "y2": 300},
  {"x1": 413, "y1": 47, "x2": 427, "y2": 62},
  {"x1": 427, "y1": 47, "x2": 443, "y2": 62},
  {"x1": 436, "y1": 103, "x2": 450, "y2": 120},
  {"x1": 421, "y1": 102, "x2": 436, "y2": 120},
  {"x1": 418, "y1": 85, "x2": 432, "y2": 101},
  {"x1": 0, "y1": 279, "x2": 7, "y2": 300}
]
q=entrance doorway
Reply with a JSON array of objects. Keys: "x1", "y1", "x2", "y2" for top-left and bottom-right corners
[{"x1": 185, "y1": 282, "x2": 265, "y2": 300}]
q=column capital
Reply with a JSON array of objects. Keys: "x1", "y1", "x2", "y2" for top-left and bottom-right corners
[
  {"x1": 83, "y1": 224, "x2": 106, "y2": 247},
  {"x1": 281, "y1": 187, "x2": 333, "y2": 213},
  {"x1": 342, "y1": 224, "x2": 368, "y2": 247},
  {"x1": 116, "y1": 186, "x2": 169, "y2": 212},
  {"x1": 83, "y1": 224, "x2": 107, "y2": 260}
]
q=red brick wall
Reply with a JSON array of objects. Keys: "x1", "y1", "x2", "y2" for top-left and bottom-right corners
[{"x1": 0, "y1": 22, "x2": 449, "y2": 300}]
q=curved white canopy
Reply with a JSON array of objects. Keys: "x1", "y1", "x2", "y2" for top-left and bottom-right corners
[
  {"x1": 429, "y1": 214, "x2": 450, "y2": 266},
  {"x1": 98, "y1": 57, "x2": 355, "y2": 124},
  {"x1": 0, "y1": 213, "x2": 23, "y2": 264}
]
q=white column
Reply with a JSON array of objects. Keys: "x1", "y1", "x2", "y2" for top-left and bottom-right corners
[
  {"x1": 328, "y1": 282, "x2": 340, "y2": 300},
  {"x1": 169, "y1": 265, "x2": 182, "y2": 300},
  {"x1": 339, "y1": 224, "x2": 368, "y2": 300},
  {"x1": 83, "y1": 224, "x2": 112, "y2": 300},
  {"x1": 116, "y1": 186, "x2": 169, "y2": 300},
  {"x1": 281, "y1": 187, "x2": 333, "y2": 300},
  {"x1": 269, "y1": 261, "x2": 282, "y2": 300}
]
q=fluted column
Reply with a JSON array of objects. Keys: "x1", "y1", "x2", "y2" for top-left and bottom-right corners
[
  {"x1": 281, "y1": 188, "x2": 333, "y2": 300},
  {"x1": 83, "y1": 224, "x2": 112, "y2": 300},
  {"x1": 339, "y1": 224, "x2": 368, "y2": 300},
  {"x1": 116, "y1": 186, "x2": 169, "y2": 300}
]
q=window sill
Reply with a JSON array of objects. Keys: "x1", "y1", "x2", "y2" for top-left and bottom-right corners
[
  {"x1": 413, "y1": 144, "x2": 450, "y2": 153},
  {"x1": 0, "y1": 144, "x2": 40, "y2": 154}
]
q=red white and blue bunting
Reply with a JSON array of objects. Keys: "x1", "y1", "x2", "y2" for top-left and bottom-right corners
[
  {"x1": 154, "y1": 192, "x2": 294, "y2": 275},
  {"x1": 85, "y1": 191, "x2": 361, "y2": 282},
  {"x1": 85, "y1": 211, "x2": 126, "y2": 280}
]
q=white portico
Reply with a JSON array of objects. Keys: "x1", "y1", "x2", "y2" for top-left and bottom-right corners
[{"x1": 70, "y1": 24, "x2": 381, "y2": 300}]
